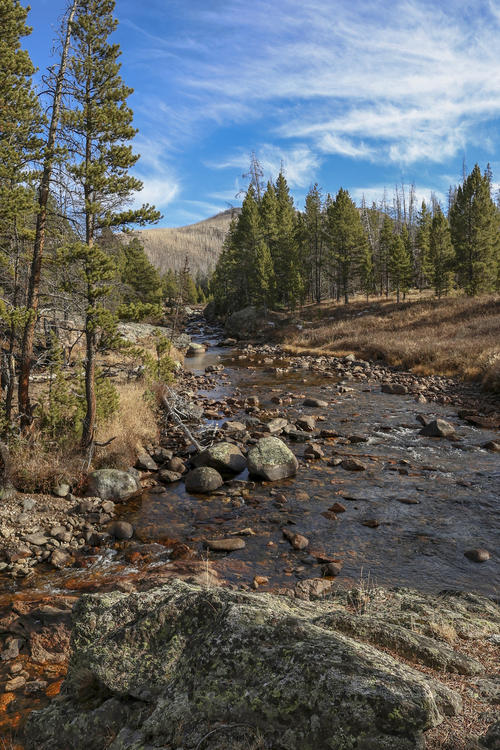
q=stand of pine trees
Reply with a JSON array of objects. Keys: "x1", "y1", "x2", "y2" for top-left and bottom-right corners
[
  {"x1": 0, "y1": 0, "x2": 171, "y2": 464},
  {"x1": 213, "y1": 164, "x2": 500, "y2": 313}
]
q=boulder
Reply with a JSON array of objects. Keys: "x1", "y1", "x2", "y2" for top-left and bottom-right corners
[
  {"x1": 186, "y1": 342, "x2": 205, "y2": 357},
  {"x1": 86, "y1": 469, "x2": 141, "y2": 501},
  {"x1": 419, "y1": 419, "x2": 455, "y2": 438},
  {"x1": 382, "y1": 383, "x2": 408, "y2": 395},
  {"x1": 25, "y1": 580, "x2": 451, "y2": 750},
  {"x1": 224, "y1": 306, "x2": 266, "y2": 338},
  {"x1": 303, "y1": 397, "x2": 328, "y2": 408},
  {"x1": 107, "y1": 521, "x2": 134, "y2": 540},
  {"x1": 192, "y1": 443, "x2": 246, "y2": 475},
  {"x1": 185, "y1": 467, "x2": 224, "y2": 493},
  {"x1": 247, "y1": 437, "x2": 298, "y2": 481},
  {"x1": 203, "y1": 538, "x2": 246, "y2": 552}
]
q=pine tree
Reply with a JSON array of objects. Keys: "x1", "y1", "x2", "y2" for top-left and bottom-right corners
[
  {"x1": 325, "y1": 188, "x2": 367, "y2": 304},
  {"x1": 0, "y1": 0, "x2": 44, "y2": 424},
  {"x1": 18, "y1": 0, "x2": 79, "y2": 429},
  {"x1": 359, "y1": 244, "x2": 375, "y2": 300},
  {"x1": 303, "y1": 184, "x2": 324, "y2": 303},
  {"x1": 428, "y1": 206, "x2": 454, "y2": 298},
  {"x1": 389, "y1": 234, "x2": 412, "y2": 303},
  {"x1": 378, "y1": 215, "x2": 394, "y2": 297},
  {"x1": 415, "y1": 201, "x2": 432, "y2": 289},
  {"x1": 162, "y1": 268, "x2": 179, "y2": 305},
  {"x1": 273, "y1": 171, "x2": 302, "y2": 308},
  {"x1": 62, "y1": 0, "x2": 161, "y2": 449},
  {"x1": 121, "y1": 237, "x2": 162, "y2": 304},
  {"x1": 231, "y1": 186, "x2": 275, "y2": 308},
  {"x1": 449, "y1": 164, "x2": 500, "y2": 295}
]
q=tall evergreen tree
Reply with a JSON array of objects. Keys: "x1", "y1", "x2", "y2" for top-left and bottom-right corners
[
  {"x1": 121, "y1": 237, "x2": 162, "y2": 304},
  {"x1": 427, "y1": 206, "x2": 454, "y2": 298},
  {"x1": 62, "y1": 0, "x2": 160, "y2": 449},
  {"x1": 325, "y1": 187, "x2": 367, "y2": 304},
  {"x1": 378, "y1": 215, "x2": 394, "y2": 297},
  {"x1": 303, "y1": 184, "x2": 324, "y2": 303},
  {"x1": 273, "y1": 171, "x2": 302, "y2": 308},
  {"x1": 415, "y1": 200, "x2": 432, "y2": 289},
  {"x1": 389, "y1": 234, "x2": 412, "y2": 303},
  {"x1": 449, "y1": 164, "x2": 500, "y2": 295},
  {"x1": 0, "y1": 0, "x2": 44, "y2": 424},
  {"x1": 18, "y1": 0, "x2": 79, "y2": 429}
]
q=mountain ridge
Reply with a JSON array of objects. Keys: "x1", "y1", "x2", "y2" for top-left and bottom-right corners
[{"x1": 135, "y1": 207, "x2": 241, "y2": 278}]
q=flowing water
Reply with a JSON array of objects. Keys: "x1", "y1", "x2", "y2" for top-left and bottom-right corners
[{"x1": 118, "y1": 328, "x2": 500, "y2": 598}]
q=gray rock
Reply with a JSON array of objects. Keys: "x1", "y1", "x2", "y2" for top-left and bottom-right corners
[
  {"x1": 261, "y1": 417, "x2": 289, "y2": 434},
  {"x1": 247, "y1": 437, "x2": 298, "y2": 481},
  {"x1": 86, "y1": 469, "x2": 141, "y2": 501},
  {"x1": 135, "y1": 452, "x2": 158, "y2": 472},
  {"x1": 25, "y1": 580, "x2": 451, "y2": 750},
  {"x1": 481, "y1": 720, "x2": 500, "y2": 749},
  {"x1": 382, "y1": 383, "x2": 408, "y2": 395},
  {"x1": 482, "y1": 440, "x2": 500, "y2": 452},
  {"x1": 225, "y1": 306, "x2": 266, "y2": 338},
  {"x1": 296, "y1": 415, "x2": 316, "y2": 432},
  {"x1": 303, "y1": 397, "x2": 328, "y2": 408},
  {"x1": 192, "y1": 443, "x2": 246, "y2": 475},
  {"x1": 185, "y1": 467, "x2": 224, "y2": 493},
  {"x1": 24, "y1": 533, "x2": 48, "y2": 546},
  {"x1": 464, "y1": 548, "x2": 490, "y2": 563},
  {"x1": 203, "y1": 538, "x2": 246, "y2": 552},
  {"x1": 158, "y1": 469, "x2": 182, "y2": 484},
  {"x1": 186, "y1": 342, "x2": 205, "y2": 357},
  {"x1": 419, "y1": 419, "x2": 456, "y2": 438},
  {"x1": 53, "y1": 483, "x2": 70, "y2": 497},
  {"x1": 341, "y1": 458, "x2": 366, "y2": 472},
  {"x1": 107, "y1": 521, "x2": 134, "y2": 540}
]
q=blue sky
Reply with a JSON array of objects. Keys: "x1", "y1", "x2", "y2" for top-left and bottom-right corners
[{"x1": 24, "y1": 0, "x2": 500, "y2": 227}]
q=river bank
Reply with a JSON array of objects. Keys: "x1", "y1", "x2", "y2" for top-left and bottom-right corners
[{"x1": 1, "y1": 309, "x2": 499, "y2": 747}]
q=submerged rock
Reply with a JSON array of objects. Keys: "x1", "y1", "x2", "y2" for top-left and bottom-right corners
[
  {"x1": 184, "y1": 466, "x2": 224, "y2": 493},
  {"x1": 247, "y1": 436, "x2": 298, "y2": 481},
  {"x1": 26, "y1": 580, "x2": 452, "y2": 750}
]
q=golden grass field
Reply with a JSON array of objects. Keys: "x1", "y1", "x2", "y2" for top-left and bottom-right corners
[{"x1": 282, "y1": 293, "x2": 500, "y2": 388}]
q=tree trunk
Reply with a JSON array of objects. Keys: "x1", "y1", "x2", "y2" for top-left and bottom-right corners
[
  {"x1": 81, "y1": 326, "x2": 96, "y2": 450},
  {"x1": 18, "y1": 0, "x2": 78, "y2": 430}
]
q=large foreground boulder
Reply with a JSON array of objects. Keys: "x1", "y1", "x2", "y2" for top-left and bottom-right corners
[
  {"x1": 86, "y1": 469, "x2": 141, "y2": 501},
  {"x1": 248, "y1": 436, "x2": 298, "y2": 480},
  {"x1": 26, "y1": 580, "x2": 452, "y2": 750}
]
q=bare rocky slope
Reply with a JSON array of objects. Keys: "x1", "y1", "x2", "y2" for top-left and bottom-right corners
[{"x1": 135, "y1": 207, "x2": 240, "y2": 278}]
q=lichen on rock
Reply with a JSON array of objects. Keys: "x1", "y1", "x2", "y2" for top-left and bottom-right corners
[{"x1": 26, "y1": 580, "x2": 465, "y2": 750}]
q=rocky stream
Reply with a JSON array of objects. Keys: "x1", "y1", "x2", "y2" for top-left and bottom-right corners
[{"x1": 1, "y1": 311, "x2": 499, "y2": 749}]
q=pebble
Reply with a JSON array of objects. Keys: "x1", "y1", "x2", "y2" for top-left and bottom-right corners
[
  {"x1": 340, "y1": 458, "x2": 366, "y2": 472},
  {"x1": 464, "y1": 548, "x2": 490, "y2": 563},
  {"x1": 204, "y1": 538, "x2": 246, "y2": 552}
]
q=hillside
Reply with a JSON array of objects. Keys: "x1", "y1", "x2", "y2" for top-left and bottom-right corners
[{"x1": 135, "y1": 207, "x2": 240, "y2": 278}]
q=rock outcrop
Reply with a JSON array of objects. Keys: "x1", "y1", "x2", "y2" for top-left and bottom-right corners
[{"x1": 25, "y1": 580, "x2": 478, "y2": 750}]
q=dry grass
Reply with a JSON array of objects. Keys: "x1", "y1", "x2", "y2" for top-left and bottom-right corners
[
  {"x1": 94, "y1": 382, "x2": 159, "y2": 469},
  {"x1": 283, "y1": 294, "x2": 500, "y2": 384},
  {"x1": 10, "y1": 439, "x2": 84, "y2": 494}
]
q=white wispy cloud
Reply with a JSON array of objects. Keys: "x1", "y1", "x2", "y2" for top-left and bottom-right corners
[{"x1": 137, "y1": 0, "x2": 500, "y2": 167}]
